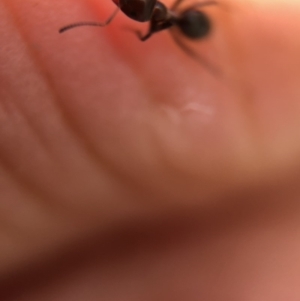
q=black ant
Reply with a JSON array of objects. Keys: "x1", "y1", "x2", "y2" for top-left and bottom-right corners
[{"x1": 59, "y1": 0, "x2": 218, "y2": 73}]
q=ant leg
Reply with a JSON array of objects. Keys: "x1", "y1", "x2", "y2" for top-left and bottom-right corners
[
  {"x1": 126, "y1": 20, "x2": 172, "y2": 41},
  {"x1": 103, "y1": 7, "x2": 120, "y2": 25},
  {"x1": 169, "y1": 30, "x2": 220, "y2": 77},
  {"x1": 136, "y1": 31, "x2": 153, "y2": 41},
  {"x1": 59, "y1": 7, "x2": 120, "y2": 33},
  {"x1": 136, "y1": 20, "x2": 173, "y2": 41},
  {"x1": 122, "y1": 28, "x2": 153, "y2": 41}
]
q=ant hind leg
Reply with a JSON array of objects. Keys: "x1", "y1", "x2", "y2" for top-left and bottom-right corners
[
  {"x1": 136, "y1": 31, "x2": 153, "y2": 41},
  {"x1": 123, "y1": 28, "x2": 153, "y2": 41},
  {"x1": 169, "y1": 30, "x2": 220, "y2": 77}
]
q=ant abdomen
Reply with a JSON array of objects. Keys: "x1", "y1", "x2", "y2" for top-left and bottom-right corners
[{"x1": 176, "y1": 10, "x2": 211, "y2": 39}]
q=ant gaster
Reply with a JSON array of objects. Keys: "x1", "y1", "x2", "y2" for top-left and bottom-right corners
[{"x1": 59, "y1": 0, "x2": 218, "y2": 72}]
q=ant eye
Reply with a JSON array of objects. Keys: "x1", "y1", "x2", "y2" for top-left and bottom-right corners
[{"x1": 177, "y1": 10, "x2": 211, "y2": 39}]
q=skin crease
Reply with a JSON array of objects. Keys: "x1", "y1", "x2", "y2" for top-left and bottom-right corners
[{"x1": 1, "y1": 0, "x2": 300, "y2": 299}]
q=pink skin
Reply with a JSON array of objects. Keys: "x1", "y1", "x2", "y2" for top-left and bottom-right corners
[{"x1": 1, "y1": 0, "x2": 300, "y2": 299}]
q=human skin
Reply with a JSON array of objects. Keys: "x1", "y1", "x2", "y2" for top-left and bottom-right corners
[{"x1": 1, "y1": 0, "x2": 300, "y2": 299}]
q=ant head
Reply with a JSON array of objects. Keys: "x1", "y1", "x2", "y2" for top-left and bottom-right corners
[
  {"x1": 176, "y1": 10, "x2": 211, "y2": 39},
  {"x1": 121, "y1": 0, "x2": 156, "y2": 22}
]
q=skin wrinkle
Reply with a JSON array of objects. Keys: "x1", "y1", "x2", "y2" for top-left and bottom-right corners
[
  {"x1": 21, "y1": 0, "x2": 201, "y2": 204},
  {"x1": 120, "y1": 87, "x2": 224, "y2": 199},
  {"x1": 0, "y1": 159, "x2": 78, "y2": 281},
  {"x1": 111, "y1": 47, "x2": 204, "y2": 191},
  {"x1": 0, "y1": 196, "x2": 268, "y2": 299},
  {"x1": 0, "y1": 124, "x2": 70, "y2": 217},
  {"x1": 0, "y1": 204, "x2": 23, "y2": 241},
  {"x1": 0, "y1": 1, "x2": 68, "y2": 207},
  {"x1": 0, "y1": 93, "x2": 63, "y2": 251},
  {"x1": 220, "y1": 2, "x2": 300, "y2": 175},
  {"x1": 0, "y1": 71, "x2": 55, "y2": 160},
  {"x1": 0, "y1": 128, "x2": 57, "y2": 220},
  {"x1": 1, "y1": 0, "x2": 83, "y2": 158},
  {"x1": 2, "y1": 0, "x2": 298, "y2": 206},
  {"x1": 1, "y1": 180, "x2": 298, "y2": 301},
  {"x1": 0, "y1": 1, "x2": 151, "y2": 276},
  {"x1": 197, "y1": 0, "x2": 271, "y2": 180},
  {"x1": 1, "y1": 0, "x2": 300, "y2": 299},
  {"x1": 3, "y1": 0, "x2": 296, "y2": 205},
  {"x1": 217, "y1": 1, "x2": 262, "y2": 150},
  {"x1": 0, "y1": 88, "x2": 58, "y2": 207},
  {"x1": 0, "y1": 88, "x2": 54, "y2": 169},
  {"x1": 0, "y1": 2, "x2": 58, "y2": 159},
  {"x1": 0, "y1": 155, "x2": 52, "y2": 230},
  {"x1": 3, "y1": 0, "x2": 150, "y2": 205},
  {"x1": 0, "y1": 16, "x2": 187, "y2": 289},
  {"x1": 136, "y1": 68, "x2": 234, "y2": 199},
  {"x1": 55, "y1": 0, "x2": 254, "y2": 202},
  {"x1": 108, "y1": 35, "x2": 221, "y2": 194}
]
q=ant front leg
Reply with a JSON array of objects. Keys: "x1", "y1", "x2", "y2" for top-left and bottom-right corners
[
  {"x1": 134, "y1": 19, "x2": 156, "y2": 41},
  {"x1": 135, "y1": 19, "x2": 173, "y2": 42}
]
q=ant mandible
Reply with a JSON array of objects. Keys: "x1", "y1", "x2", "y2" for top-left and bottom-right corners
[{"x1": 59, "y1": 0, "x2": 218, "y2": 71}]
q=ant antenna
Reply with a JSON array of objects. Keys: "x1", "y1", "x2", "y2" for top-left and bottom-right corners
[
  {"x1": 59, "y1": 22, "x2": 106, "y2": 33},
  {"x1": 59, "y1": 7, "x2": 119, "y2": 33}
]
